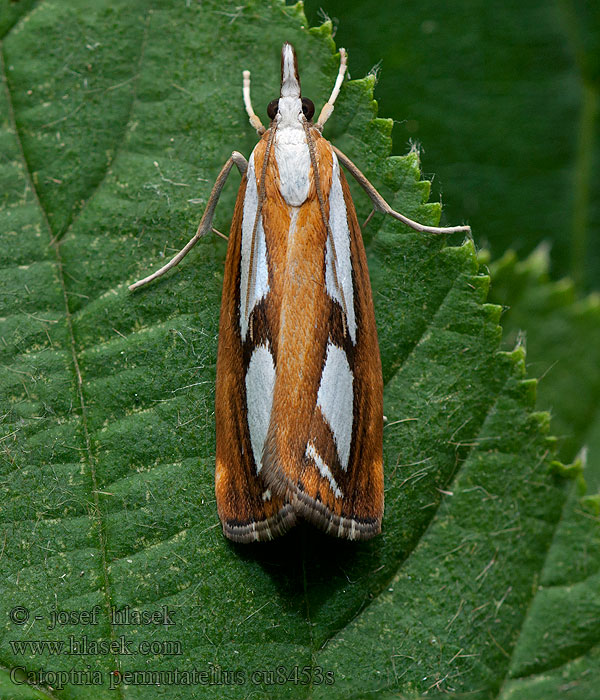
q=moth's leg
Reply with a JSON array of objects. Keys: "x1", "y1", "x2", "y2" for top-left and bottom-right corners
[
  {"x1": 316, "y1": 48, "x2": 348, "y2": 130},
  {"x1": 211, "y1": 227, "x2": 228, "y2": 241},
  {"x1": 362, "y1": 209, "x2": 376, "y2": 230},
  {"x1": 332, "y1": 144, "x2": 471, "y2": 235},
  {"x1": 129, "y1": 152, "x2": 247, "y2": 291},
  {"x1": 243, "y1": 69, "x2": 266, "y2": 135}
]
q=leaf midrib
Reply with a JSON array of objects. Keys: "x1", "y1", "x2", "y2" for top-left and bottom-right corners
[{"x1": 0, "y1": 8, "x2": 151, "y2": 695}]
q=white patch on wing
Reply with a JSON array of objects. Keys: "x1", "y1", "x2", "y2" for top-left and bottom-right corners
[
  {"x1": 245, "y1": 343, "x2": 275, "y2": 474},
  {"x1": 325, "y1": 152, "x2": 356, "y2": 344},
  {"x1": 240, "y1": 149, "x2": 270, "y2": 340},
  {"x1": 316, "y1": 342, "x2": 353, "y2": 470},
  {"x1": 306, "y1": 442, "x2": 343, "y2": 499}
]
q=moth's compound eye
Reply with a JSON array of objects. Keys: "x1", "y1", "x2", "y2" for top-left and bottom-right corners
[
  {"x1": 302, "y1": 98, "x2": 315, "y2": 121},
  {"x1": 267, "y1": 99, "x2": 279, "y2": 120}
]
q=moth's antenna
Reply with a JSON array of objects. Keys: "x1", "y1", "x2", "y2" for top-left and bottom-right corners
[
  {"x1": 316, "y1": 48, "x2": 347, "y2": 130},
  {"x1": 243, "y1": 70, "x2": 266, "y2": 135}
]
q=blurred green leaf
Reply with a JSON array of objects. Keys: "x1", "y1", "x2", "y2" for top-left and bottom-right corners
[
  {"x1": 484, "y1": 249, "x2": 600, "y2": 699},
  {"x1": 0, "y1": 2, "x2": 595, "y2": 698},
  {"x1": 488, "y1": 247, "x2": 600, "y2": 471},
  {"x1": 304, "y1": 0, "x2": 600, "y2": 291}
]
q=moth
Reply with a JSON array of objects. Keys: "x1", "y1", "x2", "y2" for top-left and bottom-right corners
[{"x1": 130, "y1": 43, "x2": 469, "y2": 542}]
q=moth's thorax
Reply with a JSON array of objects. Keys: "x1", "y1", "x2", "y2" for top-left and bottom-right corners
[{"x1": 273, "y1": 115, "x2": 311, "y2": 207}]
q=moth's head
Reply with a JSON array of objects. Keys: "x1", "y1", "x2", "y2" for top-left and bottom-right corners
[{"x1": 267, "y1": 43, "x2": 314, "y2": 127}]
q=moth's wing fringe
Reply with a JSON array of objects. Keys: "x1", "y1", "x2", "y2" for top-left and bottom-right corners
[
  {"x1": 259, "y1": 443, "x2": 381, "y2": 541},
  {"x1": 292, "y1": 492, "x2": 381, "y2": 541},
  {"x1": 222, "y1": 503, "x2": 297, "y2": 543}
]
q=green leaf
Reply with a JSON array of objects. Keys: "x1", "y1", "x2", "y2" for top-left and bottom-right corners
[
  {"x1": 488, "y1": 246, "x2": 600, "y2": 473},
  {"x1": 496, "y1": 471, "x2": 600, "y2": 700},
  {"x1": 481, "y1": 248, "x2": 600, "y2": 698},
  {"x1": 0, "y1": 2, "x2": 588, "y2": 698},
  {"x1": 0, "y1": 0, "x2": 38, "y2": 39},
  {"x1": 303, "y1": 0, "x2": 600, "y2": 291}
]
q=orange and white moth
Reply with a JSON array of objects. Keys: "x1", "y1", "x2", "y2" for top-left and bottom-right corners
[{"x1": 130, "y1": 44, "x2": 470, "y2": 542}]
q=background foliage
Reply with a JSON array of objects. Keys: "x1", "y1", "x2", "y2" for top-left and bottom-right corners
[
  {"x1": 304, "y1": 0, "x2": 600, "y2": 291},
  {"x1": 0, "y1": 1, "x2": 598, "y2": 698}
]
